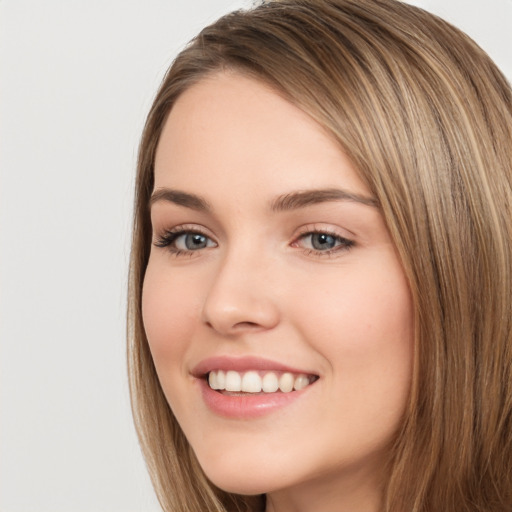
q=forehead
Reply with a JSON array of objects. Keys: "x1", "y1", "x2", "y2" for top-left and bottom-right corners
[{"x1": 154, "y1": 72, "x2": 369, "y2": 199}]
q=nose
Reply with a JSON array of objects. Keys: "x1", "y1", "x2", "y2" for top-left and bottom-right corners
[{"x1": 201, "y1": 251, "x2": 280, "y2": 336}]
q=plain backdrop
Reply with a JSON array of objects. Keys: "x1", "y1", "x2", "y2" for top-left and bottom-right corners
[{"x1": 0, "y1": 1, "x2": 510, "y2": 511}]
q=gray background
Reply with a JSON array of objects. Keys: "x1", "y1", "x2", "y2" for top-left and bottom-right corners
[{"x1": 1, "y1": 1, "x2": 510, "y2": 511}]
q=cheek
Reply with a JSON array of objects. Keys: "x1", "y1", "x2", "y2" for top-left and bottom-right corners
[
  {"x1": 297, "y1": 254, "x2": 412, "y2": 345},
  {"x1": 292, "y1": 255, "x2": 413, "y2": 396},
  {"x1": 141, "y1": 261, "x2": 200, "y2": 365},
  {"x1": 141, "y1": 261, "x2": 209, "y2": 426}
]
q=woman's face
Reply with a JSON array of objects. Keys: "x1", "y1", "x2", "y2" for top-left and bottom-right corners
[{"x1": 142, "y1": 72, "x2": 413, "y2": 508}]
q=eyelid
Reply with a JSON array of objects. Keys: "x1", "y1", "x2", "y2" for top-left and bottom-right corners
[
  {"x1": 291, "y1": 224, "x2": 355, "y2": 256},
  {"x1": 152, "y1": 222, "x2": 354, "y2": 258},
  {"x1": 293, "y1": 223, "x2": 354, "y2": 241},
  {"x1": 153, "y1": 224, "x2": 217, "y2": 255}
]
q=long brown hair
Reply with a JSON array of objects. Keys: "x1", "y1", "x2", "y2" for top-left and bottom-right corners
[{"x1": 128, "y1": 1, "x2": 512, "y2": 510}]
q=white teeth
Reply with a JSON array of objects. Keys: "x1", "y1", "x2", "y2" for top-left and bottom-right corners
[
  {"x1": 217, "y1": 370, "x2": 226, "y2": 389},
  {"x1": 293, "y1": 374, "x2": 310, "y2": 391},
  {"x1": 242, "y1": 371, "x2": 262, "y2": 393},
  {"x1": 262, "y1": 372, "x2": 279, "y2": 392},
  {"x1": 208, "y1": 371, "x2": 219, "y2": 390},
  {"x1": 225, "y1": 370, "x2": 242, "y2": 391},
  {"x1": 279, "y1": 372, "x2": 294, "y2": 393},
  {"x1": 207, "y1": 370, "x2": 315, "y2": 393}
]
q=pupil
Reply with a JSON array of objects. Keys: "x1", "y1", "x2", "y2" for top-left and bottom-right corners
[
  {"x1": 312, "y1": 233, "x2": 335, "y2": 250},
  {"x1": 186, "y1": 234, "x2": 207, "y2": 250}
]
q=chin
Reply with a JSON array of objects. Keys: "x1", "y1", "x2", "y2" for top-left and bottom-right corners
[{"x1": 198, "y1": 456, "x2": 284, "y2": 496}]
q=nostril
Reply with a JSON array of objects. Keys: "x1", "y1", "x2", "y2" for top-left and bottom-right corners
[
  {"x1": 234, "y1": 321, "x2": 260, "y2": 328},
  {"x1": 205, "y1": 319, "x2": 263, "y2": 333}
]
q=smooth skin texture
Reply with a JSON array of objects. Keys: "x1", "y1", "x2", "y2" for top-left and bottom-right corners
[{"x1": 142, "y1": 73, "x2": 414, "y2": 512}]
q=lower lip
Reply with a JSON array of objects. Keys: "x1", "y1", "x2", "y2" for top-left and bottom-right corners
[{"x1": 198, "y1": 378, "x2": 313, "y2": 419}]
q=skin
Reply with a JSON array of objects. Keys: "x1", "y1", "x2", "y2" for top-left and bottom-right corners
[{"x1": 142, "y1": 72, "x2": 414, "y2": 512}]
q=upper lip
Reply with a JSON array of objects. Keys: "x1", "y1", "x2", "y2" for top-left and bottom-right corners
[{"x1": 191, "y1": 355, "x2": 318, "y2": 378}]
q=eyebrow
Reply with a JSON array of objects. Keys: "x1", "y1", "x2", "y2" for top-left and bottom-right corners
[
  {"x1": 149, "y1": 188, "x2": 211, "y2": 211},
  {"x1": 270, "y1": 188, "x2": 379, "y2": 211},
  {"x1": 149, "y1": 187, "x2": 379, "y2": 212}
]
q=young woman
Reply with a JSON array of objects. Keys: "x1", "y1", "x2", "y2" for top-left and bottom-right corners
[{"x1": 127, "y1": 1, "x2": 512, "y2": 511}]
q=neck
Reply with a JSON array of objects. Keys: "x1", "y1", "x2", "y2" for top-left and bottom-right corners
[{"x1": 264, "y1": 463, "x2": 384, "y2": 512}]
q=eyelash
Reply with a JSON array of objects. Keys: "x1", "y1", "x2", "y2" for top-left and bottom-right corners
[
  {"x1": 293, "y1": 228, "x2": 355, "y2": 257},
  {"x1": 154, "y1": 226, "x2": 214, "y2": 257},
  {"x1": 153, "y1": 226, "x2": 354, "y2": 258}
]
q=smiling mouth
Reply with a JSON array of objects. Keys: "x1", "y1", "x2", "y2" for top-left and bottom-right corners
[{"x1": 207, "y1": 370, "x2": 318, "y2": 394}]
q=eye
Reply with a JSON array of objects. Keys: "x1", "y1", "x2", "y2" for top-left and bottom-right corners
[
  {"x1": 309, "y1": 233, "x2": 339, "y2": 250},
  {"x1": 293, "y1": 230, "x2": 354, "y2": 256},
  {"x1": 154, "y1": 228, "x2": 217, "y2": 255},
  {"x1": 174, "y1": 232, "x2": 213, "y2": 251}
]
